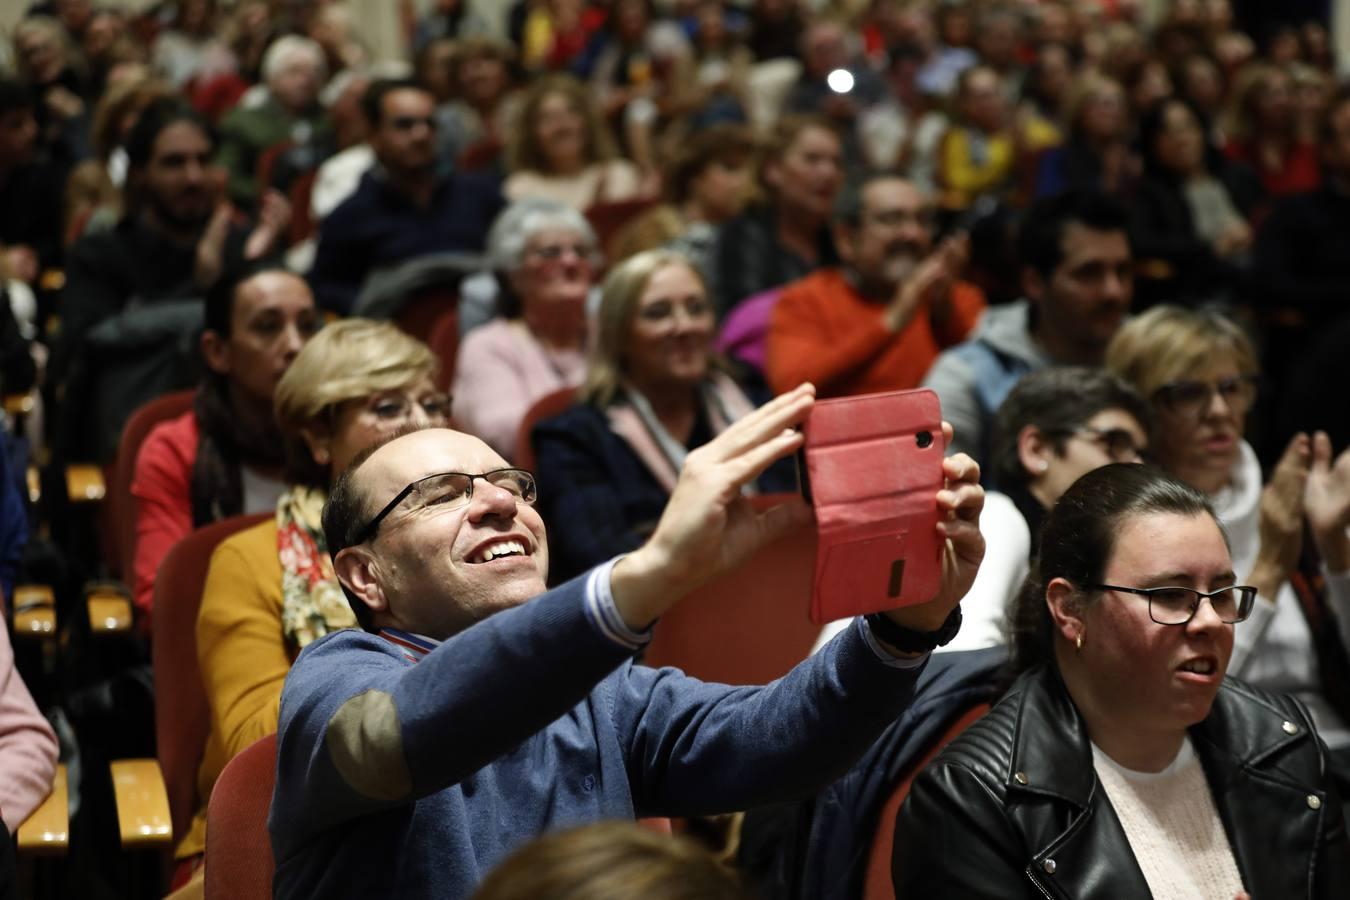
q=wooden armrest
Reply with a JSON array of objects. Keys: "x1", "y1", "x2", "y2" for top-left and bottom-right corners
[
  {"x1": 3, "y1": 391, "x2": 36, "y2": 417},
  {"x1": 110, "y1": 759, "x2": 172, "y2": 849},
  {"x1": 86, "y1": 585, "x2": 132, "y2": 635},
  {"x1": 16, "y1": 764, "x2": 68, "y2": 854},
  {"x1": 13, "y1": 584, "x2": 55, "y2": 638},
  {"x1": 66, "y1": 465, "x2": 106, "y2": 502},
  {"x1": 1135, "y1": 258, "x2": 1176, "y2": 280}
]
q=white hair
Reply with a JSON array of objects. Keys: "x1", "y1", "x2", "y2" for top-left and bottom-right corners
[
  {"x1": 261, "y1": 35, "x2": 327, "y2": 85},
  {"x1": 487, "y1": 199, "x2": 599, "y2": 272}
]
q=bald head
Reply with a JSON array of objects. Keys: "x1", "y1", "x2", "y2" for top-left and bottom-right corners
[
  {"x1": 324, "y1": 428, "x2": 551, "y2": 638},
  {"x1": 326, "y1": 427, "x2": 493, "y2": 554}
]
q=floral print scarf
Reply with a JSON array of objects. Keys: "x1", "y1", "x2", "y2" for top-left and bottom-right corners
[{"x1": 277, "y1": 485, "x2": 357, "y2": 648}]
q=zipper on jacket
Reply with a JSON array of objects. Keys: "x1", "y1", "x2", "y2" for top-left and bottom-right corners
[{"x1": 1024, "y1": 866, "x2": 1055, "y2": 900}]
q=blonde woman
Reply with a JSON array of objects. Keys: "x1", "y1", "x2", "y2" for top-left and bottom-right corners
[
  {"x1": 172, "y1": 320, "x2": 448, "y2": 888},
  {"x1": 531, "y1": 249, "x2": 794, "y2": 583},
  {"x1": 1107, "y1": 305, "x2": 1350, "y2": 782}
]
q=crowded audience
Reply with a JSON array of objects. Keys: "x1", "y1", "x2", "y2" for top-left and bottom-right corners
[{"x1": 0, "y1": 2, "x2": 1347, "y2": 898}]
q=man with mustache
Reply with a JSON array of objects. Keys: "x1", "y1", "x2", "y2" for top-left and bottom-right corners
[{"x1": 766, "y1": 174, "x2": 985, "y2": 399}]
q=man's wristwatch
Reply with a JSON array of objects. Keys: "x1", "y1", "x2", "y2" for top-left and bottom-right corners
[{"x1": 865, "y1": 606, "x2": 963, "y2": 655}]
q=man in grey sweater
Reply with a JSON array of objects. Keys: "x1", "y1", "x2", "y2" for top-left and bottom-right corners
[
  {"x1": 268, "y1": 385, "x2": 985, "y2": 898},
  {"x1": 923, "y1": 191, "x2": 1133, "y2": 466}
]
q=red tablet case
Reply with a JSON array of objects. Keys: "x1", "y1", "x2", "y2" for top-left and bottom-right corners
[{"x1": 802, "y1": 389, "x2": 945, "y2": 624}]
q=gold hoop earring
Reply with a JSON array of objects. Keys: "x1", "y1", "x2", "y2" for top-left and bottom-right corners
[{"x1": 1075, "y1": 634, "x2": 1084, "y2": 652}]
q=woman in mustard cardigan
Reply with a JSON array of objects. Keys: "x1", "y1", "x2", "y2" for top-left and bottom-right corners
[{"x1": 171, "y1": 319, "x2": 448, "y2": 890}]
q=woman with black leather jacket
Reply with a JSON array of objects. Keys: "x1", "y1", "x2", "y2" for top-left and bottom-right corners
[{"x1": 892, "y1": 463, "x2": 1350, "y2": 900}]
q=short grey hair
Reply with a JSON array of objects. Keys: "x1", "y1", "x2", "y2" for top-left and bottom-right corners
[
  {"x1": 486, "y1": 198, "x2": 600, "y2": 273},
  {"x1": 262, "y1": 35, "x2": 327, "y2": 85}
]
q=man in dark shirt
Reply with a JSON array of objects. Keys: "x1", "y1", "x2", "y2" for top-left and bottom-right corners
[
  {"x1": 308, "y1": 79, "x2": 504, "y2": 315},
  {"x1": 56, "y1": 99, "x2": 287, "y2": 461}
]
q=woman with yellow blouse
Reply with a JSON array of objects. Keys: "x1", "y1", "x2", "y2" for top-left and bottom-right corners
[{"x1": 170, "y1": 320, "x2": 448, "y2": 890}]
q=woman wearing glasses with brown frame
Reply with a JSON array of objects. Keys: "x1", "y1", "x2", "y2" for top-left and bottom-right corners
[
  {"x1": 1107, "y1": 304, "x2": 1350, "y2": 792},
  {"x1": 171, "y1": 320, "x2": 450, "y2": 890},
  {"x1": 893, "y1": 464, "x2": 1349, "y2": 899}
]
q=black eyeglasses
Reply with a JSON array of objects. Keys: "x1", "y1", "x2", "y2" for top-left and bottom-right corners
[
  {"x1": 355, "y1": 468, "x2": 537, "y2": 545},
  {"x1": 1088, "y1": 583, "x2": 1257, "y2": 625},
  {"x1": 1151, "y1": 375, "x2": 1258, "y2": 420}
]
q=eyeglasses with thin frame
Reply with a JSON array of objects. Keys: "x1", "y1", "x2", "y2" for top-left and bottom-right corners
[
  {"x1": 524, "y1": 243, "x2": 595, "y2": 265},
  {"x1": 354, "y1": 468, "x2": 537, "y2": 545},
  {"x1": 1151, "y1": 374, "x2": 1258, "y2": 420},
  {"x1": 1088, "y1": 583, "x2": 1257, "y2": 625},
  {"x1": 338, "y1": 391, "x2": 453, "y2": 427},
  {"x1": 1054, "y1": 426, "x2": 1146, "y2": 463}
]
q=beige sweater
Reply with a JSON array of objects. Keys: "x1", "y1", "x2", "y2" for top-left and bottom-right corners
[{"x1": 1092, "y1": 738, "x2": 1245, "y2": 900}]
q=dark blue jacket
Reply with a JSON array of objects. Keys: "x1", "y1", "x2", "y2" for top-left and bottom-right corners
[
  {"x1": 309, "y1": 168, "x2": 504, "y2": 315},
  {"x1": 532, "y1": 400, "x2": 798, "y2": 584}
]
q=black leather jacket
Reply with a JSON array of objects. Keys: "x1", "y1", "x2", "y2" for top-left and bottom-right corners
[{"x1": 892, "y1": 665, "x2": 1350, "y2": 899}]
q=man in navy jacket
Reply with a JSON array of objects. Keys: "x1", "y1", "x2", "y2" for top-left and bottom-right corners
[{"x1": 268, "y1": 384, "x2": 985, "y2": 898}]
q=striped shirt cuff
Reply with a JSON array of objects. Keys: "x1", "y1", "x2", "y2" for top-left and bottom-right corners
[
  {"x1": 858, "y1": 616, "x2": 931, "y2": 669},
  {"x1": 586, "y1": 557, "x2": 653, "y2": 652}
]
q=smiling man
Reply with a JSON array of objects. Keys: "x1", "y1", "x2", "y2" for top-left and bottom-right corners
[
  {"x1": 767, "y1": 174, "x2": 986, "y2": 399},
  {"x1": 268, "y1": 385, "x2": 985, "y2": 899}
]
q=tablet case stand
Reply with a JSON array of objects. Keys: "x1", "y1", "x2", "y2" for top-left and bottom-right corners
[{"x1": 801, "y1": 389, "x2": 945, "y2": 624}]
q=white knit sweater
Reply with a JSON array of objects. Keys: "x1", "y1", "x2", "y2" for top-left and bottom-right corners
[{"x1": 1092, "y1": 738, "x2": 1245, "y2": 900}]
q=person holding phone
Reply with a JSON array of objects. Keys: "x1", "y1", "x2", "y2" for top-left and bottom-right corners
[
  {"x1": 894, "y1": 463, "x2": 1349, "y2": 899},
  {"x1": 268, "y1": 386, "x2": 985, "y2": 899}
]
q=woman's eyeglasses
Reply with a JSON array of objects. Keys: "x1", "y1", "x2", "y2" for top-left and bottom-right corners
[
  {"x1": 524, "y1": 243, "x2": 594, "y2": 264},
  {"x1": 1088, "y1": 583, "x2": 1257, "y2": 625},
  {"x1": 364, "y1": 392, "x2": 453, "y2": 425},
  {"x1": 1151, "y1": 375, "x2": 1258, "y2": 420}
]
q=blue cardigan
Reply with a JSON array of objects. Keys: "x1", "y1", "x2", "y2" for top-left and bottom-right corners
[{"x1": 270, "y1": 566, "x2": 927, "y2": 899}]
